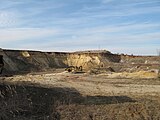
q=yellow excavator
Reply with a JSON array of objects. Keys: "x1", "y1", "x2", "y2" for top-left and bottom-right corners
[{"x1": 65, "y1": 66, "x2": 83, "y2": 73}]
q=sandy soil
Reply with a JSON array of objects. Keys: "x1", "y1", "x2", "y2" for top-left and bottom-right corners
[
  {"x1": 1, "y1": 71, "x2": 160, "y2": 120},
  {"x1": 1, "y1": 71, "x2": 160, "y2": 97}
]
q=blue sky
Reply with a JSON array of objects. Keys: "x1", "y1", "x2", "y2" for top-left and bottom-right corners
[{"x1": 0, "y1": 0, "x2": 160, "y2": 55}]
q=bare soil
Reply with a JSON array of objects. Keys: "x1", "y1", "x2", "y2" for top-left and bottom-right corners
[{"x1": 0, "y1": 71, "x2": 160, "y2": 120}]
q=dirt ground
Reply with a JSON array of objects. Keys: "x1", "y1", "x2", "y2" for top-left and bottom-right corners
[
  {"x1": 1, "y1": 70, "x2": 160, "y2": 96},
  {"x1": 0, "y1": 70, "x2": 160, "y2": 120}
]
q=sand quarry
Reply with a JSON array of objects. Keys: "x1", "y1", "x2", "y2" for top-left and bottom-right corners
[{"x1": 0, "y1": 49, "x2": 160, "y2": 120}]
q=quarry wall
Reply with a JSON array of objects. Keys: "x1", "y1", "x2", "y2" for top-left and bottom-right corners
[
  {"x1": 0, "y1": 49, "x2": 120, "y2": 74},
  {"x1": 0, "y1": 49, "x2": 159, "y2": 75}
]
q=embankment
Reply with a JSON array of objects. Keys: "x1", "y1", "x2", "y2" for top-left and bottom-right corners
[
  {"x1": 0, "y1": 49, "x2": 120, "y2": 74},
  {"x1": 0, "y1": 49, "x2": 159, "y2": 75}
]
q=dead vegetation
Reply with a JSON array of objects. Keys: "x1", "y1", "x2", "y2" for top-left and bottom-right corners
[{"x1": 0, "y1": 83, "x2": 160, "y2": 120}]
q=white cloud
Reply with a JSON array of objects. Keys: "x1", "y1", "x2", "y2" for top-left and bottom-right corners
[
  {"x1": 0, "y1": 11, "x2": 18, "y2": 27},
  {"x1": 1, "y1": 22, "x2": 159, "y2": 55},
  {"x1": 0, "y1": 0, "x2": 159, "y2": 55},
  {"x1": 75, "y1": 23, "x2": 160, "y2": 35},
  {"x1": 0, "y1": 28, "x2": 59, "y2": 42},
  {"x1": 72, "y1": 1, "x2": 160, "y2": 19}
]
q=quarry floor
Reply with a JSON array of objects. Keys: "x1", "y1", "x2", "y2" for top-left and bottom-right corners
[
  {"x1": 1, "y1": 70, "x2": 160, "y2": 119},
  {"x1": 1, "y1": 70, "x2": 160, "y2": 97}
]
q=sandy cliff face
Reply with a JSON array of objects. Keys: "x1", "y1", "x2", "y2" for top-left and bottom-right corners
[
  {"x1": 1, "y1": 49, "x2": 120, "y2": 74},
  {"x1": 67, "y1": 52, "x2": 121, "y2": 71},
  {"x1": 66, "y1": 54, "x2": 101, "y2": 70},
  {"x1": 66, "y1": 53, "x2": 119, "y2": 71},
  {"x1": 0, "y1": 49, "x2": 159, "y2": 75}
]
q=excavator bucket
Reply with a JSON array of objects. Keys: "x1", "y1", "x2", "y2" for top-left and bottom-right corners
[{"x1": 65, "y1": 66, "x2": 83, "y2": 73}]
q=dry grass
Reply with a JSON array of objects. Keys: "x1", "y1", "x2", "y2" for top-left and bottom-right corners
[{"x1": 0, "y1": 83, "x2": 160, "y2": 120}]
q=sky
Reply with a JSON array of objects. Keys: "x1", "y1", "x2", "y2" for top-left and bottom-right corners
[{"x1": 0, "y1": 0, "x2": 160, "y2": 55}]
